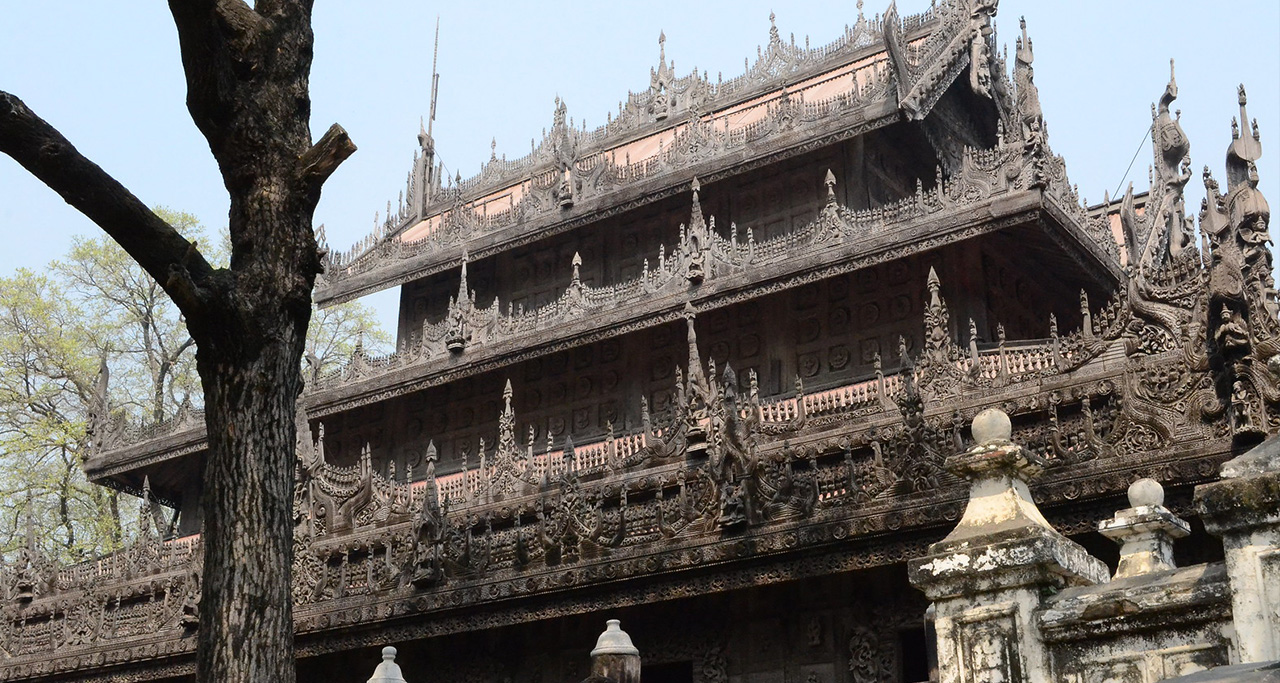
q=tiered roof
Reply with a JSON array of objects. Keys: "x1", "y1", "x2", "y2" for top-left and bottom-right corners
[{"x1": 11, "y1": 2, "x2": 1276, "y2": 679}]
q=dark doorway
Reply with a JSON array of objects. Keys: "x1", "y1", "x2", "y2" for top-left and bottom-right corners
[
  {"x1": 642, "y1": 661, "x2": 694, "y2": 683},
  {"x1": 900, "y1": 627, "x2": 931, "y2": 682}
]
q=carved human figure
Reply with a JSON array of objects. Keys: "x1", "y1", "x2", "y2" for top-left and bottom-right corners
[
  {"x1": 718, "y1": 477, "x2": 748, "y2": 529},
  {"x1": 1231, "y1": 379, "x2": 1259, "y2": 434},
  {"x1": 685, "y1": 227, "x2": 705, "y2": 283},
  {"x1": 1215, "y1": 304, "x2": 1250, "y2": 354},
  {"x1": 651, "y1": 82, "x2": 669, "y2": 121},
  {"x1": 556, "y1": 164, "x2": 574, "y2": 208}
]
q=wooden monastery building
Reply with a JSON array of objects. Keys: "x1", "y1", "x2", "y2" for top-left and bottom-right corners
[{"x1": 4, "y1": 0, "x2": 1280, "y2": 681}]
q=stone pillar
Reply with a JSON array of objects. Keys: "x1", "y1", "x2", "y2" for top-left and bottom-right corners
[
  {"x1": 1098, "y1": 478, "x2": 1189, "y2": 578},
  {"x1": 590, "y1": 619, "x2": 641, "y2": 683},
  {"x1": 908, "y1": 409, "x2": 1108, "y2": 683},
  {"x1": 367, "y1": 646, "x2": 408, "y2": 683},
  {"x1": 1195, "y1": 435, "x2": 1280, "y2": 664}
]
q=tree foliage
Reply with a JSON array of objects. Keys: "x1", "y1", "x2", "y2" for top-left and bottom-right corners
[{"x1": 0, "y1": 209, "x2": 386, "y2": 565}]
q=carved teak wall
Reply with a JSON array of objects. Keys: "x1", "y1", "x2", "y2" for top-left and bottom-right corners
[{"x1": 11, "y1": 0, "x2": 1280, "y2": 682}]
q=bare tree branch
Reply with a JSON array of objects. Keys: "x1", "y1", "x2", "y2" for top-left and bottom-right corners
[
  {"x1": 299, "y1": 124, "x2": 356, "y2": 193},
  {"x1": 0, "y1": 92, "x2": 217, "y2": 317}
]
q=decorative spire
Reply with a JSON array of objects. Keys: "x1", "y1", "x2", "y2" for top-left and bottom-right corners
[
  {"x1": 1080, "y1": 290, "x2": 1093, "y2": 339},
  {"x1": 690, "y1": 177, "x2": 703, "y2": 223},
  {"x1": 684, "y1": 302, "x2": 705, "y2": 391},
  {"x1": 968, "y1": 318, "x2": 980, "y2": 368},
  {"x1": 428, "y1": 17, "x2": 440, "y2": 141},
  {"x1": 563, "y1": 434, "x2": 576, "y2": 477},
  {"x1": 1014, "y1": 16, "x2": 1044, "y2": 152},
  {"x1": 24, "y1": 491, "x2": 37, "y2": 555},
  {"x1": 1129, "y1": 59, "x2": 1193, "y2": 270},
  {"x1": 824, "y1": 169, "x2": 837, "y2": 204},
  {"x1": 87, "y1": 355, "x2": 111, "y2": 457},
  {"x1": 684, "y1": 178, "x2": 709, "y2": 283},
  {"x1": 1226, "y1": 85, "x2": 1263, "y2": 191},
  {"x1": 457, "y1": 253, "x2": 470, "y2": 303},
  {"x1": 1016, "y1": 17, "x2": 1033, "y2": 70},
  {"x1": 922, "y1": 266, "x2": 951, "y2": 364}
]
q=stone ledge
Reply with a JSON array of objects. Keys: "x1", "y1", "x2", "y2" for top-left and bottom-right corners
[
  {"x1": 1195, "y1": 469, "x2": 1280, "y2": 536},
  {"x1": 908, "y1": 524, "x2": 1108, "y2": 600},
  {"x1": 1038, "y1": 562, "x2": 1231, "y2": 642}
]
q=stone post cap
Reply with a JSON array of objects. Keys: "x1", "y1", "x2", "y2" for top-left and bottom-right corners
[
  {"x1": 972, "y1": 407, "x2": 1011, "y2": 444},
  {"x1": 367, "y1": 646, "x2": 408, "y2": 683},
  {"x1": 945, "y1": 408, "x2": 1045, "y2": 481},
  {"x1": 1098, "y1": 478, "x2": 1190, "y2": 537},
  {"x1": 1128, "y1": 477, "x2": 1164, "y2": 507},
  {"x1": 591, "y1": 619, "x2": 639, "y2": 657},
  {"x1": 1099, "y1": 479, "x2": 1189, "y2": 536}
]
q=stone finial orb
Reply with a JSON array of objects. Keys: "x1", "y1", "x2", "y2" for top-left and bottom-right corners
[
  {"x1": 367, "y1": 646, "x2": 406, "y2": 683},
  {"x1": 1127, "y1": 478, "x2": 1165, "y2": 508},
  {"x1": 591, "y1": 619, "x2": 639, "y2": 656},
  {"x1": 971, "y1": 408, "x2": 1012, "y2": 445}
]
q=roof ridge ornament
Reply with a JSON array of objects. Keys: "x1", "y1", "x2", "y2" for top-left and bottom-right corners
[
  {"x1": 684, "y1": 178, "x2": 708, "y2": 284},
  {"x1": 410, "y1": 16, "x2": 443, "y2": 220},
  {"x1": 1226, "y1": 84, "x2": 1263, "y2": 191}
]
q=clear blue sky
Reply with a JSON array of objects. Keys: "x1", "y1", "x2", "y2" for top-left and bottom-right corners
[{"x1": 2, "y1": 1, "x2": 1277, "y2": 336}]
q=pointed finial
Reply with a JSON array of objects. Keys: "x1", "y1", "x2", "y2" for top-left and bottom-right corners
[
  {"x1": 927, "y1": 265, "x2": 940, "y2": 292},
  {"x1": 504, "y1": 378, "x2": 513, "y2": 402},
  {"x1": 1227, "y1": 84, "x2": 1263, "y2": 188},
  {"x1": 825, "y1": 169, "x2": 837, "y2": 200},
  {"x1": 1160, "y1": 59, "x2": 1178, "y2": 111},
  {"x1": 691, "y1": 176, "x2": 701, "y2": 195},
  {"x1": 426, "y1": 16, "x2": 440, "y2": 140},
  {"x1": 24, "y1": 490, "x2": 37, "y2": 552},
  {"x1": 367, "y1": 646, "x2": 406, "y2": 683}
]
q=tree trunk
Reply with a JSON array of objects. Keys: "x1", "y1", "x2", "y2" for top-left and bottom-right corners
[
  {"x1": 1, "y1": 2, "x2": 354, "y2": 679},
  {"x1": 197, "y1": 328, "x2": 304, "y2": 681}
]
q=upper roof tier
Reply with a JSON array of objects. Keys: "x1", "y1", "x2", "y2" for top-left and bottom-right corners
[{"x1": 313, "y1": 0, "x2": 1005, "y2": 306}]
